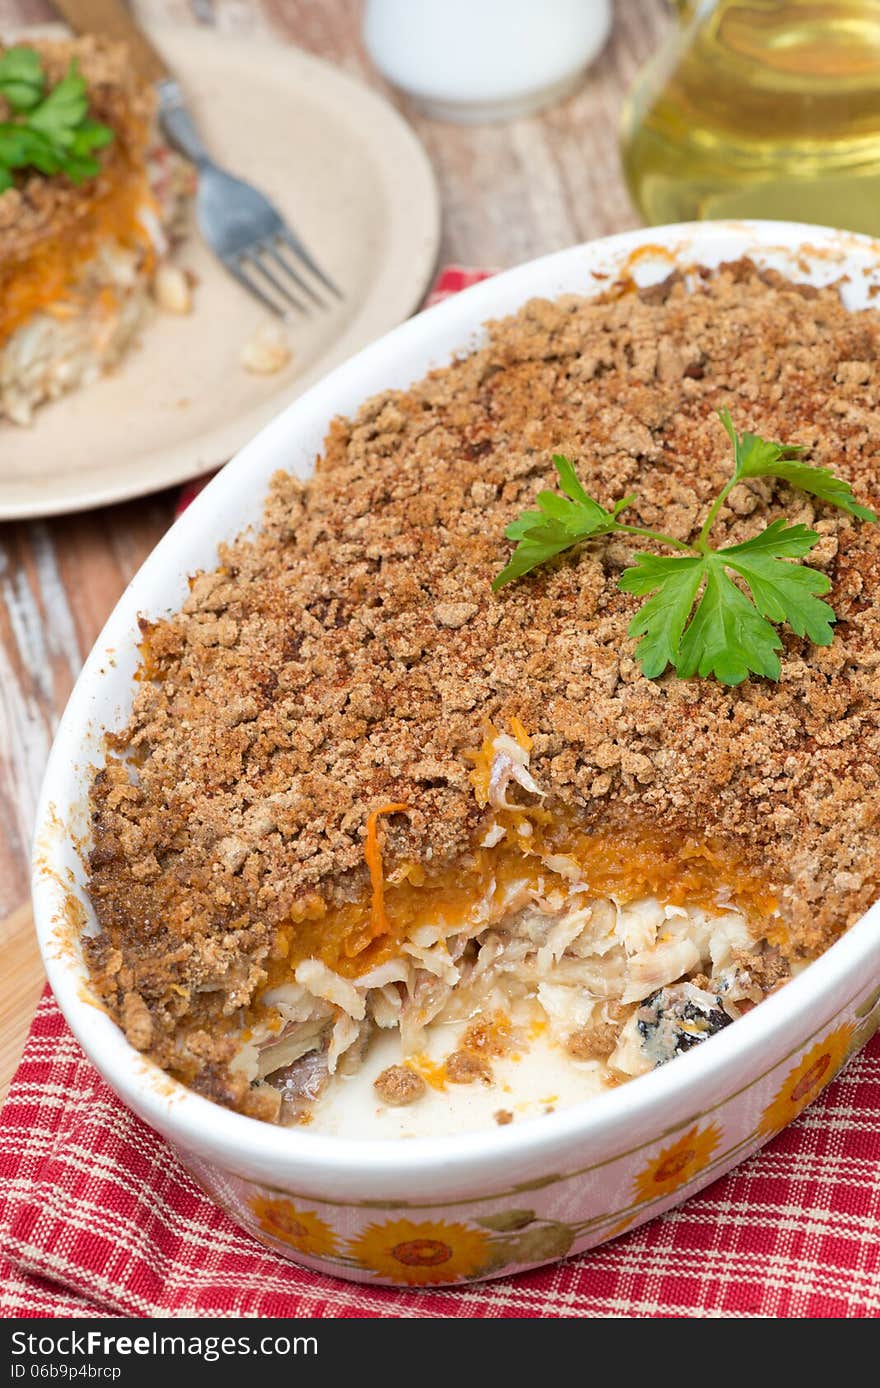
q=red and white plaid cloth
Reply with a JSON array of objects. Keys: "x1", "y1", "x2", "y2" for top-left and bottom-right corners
[{"x1": 2, "y1": 267, "x2": 880, "y2": 1318}]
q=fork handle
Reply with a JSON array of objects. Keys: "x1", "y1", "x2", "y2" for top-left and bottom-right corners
[
  {"x1": 52, "y1": 0, "x2": 212, "y2": 166},
  {"x1": 52, "y1": 0, "x2": 171, "y2": 84},
  {"x1": 154, "y1": 80, "x2": 211, "y2": 168}
]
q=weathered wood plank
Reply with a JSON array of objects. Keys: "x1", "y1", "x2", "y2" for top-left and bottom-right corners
[{"x1": 0, "y1": 904, "x2": 45, "y2": 1105}]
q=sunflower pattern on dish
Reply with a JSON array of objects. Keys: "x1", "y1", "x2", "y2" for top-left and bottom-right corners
[
  {"x1": 757, "y1": 1024, "x2": 854, "y2": 1138},
  {"x1": 248, "y1": 1194, "x2": 339, "y2": 1258},
  {"x1": 632, "y1": 1122, "x2": 722, "y2": 1203},
  {"x1": 348, "y1": 1217, "x2": 492, "y2": 1284}
]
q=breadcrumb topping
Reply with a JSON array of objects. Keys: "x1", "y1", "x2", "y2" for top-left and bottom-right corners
[{"x1": 86, "y1": 260, "x2": 880, "y2": 1108}]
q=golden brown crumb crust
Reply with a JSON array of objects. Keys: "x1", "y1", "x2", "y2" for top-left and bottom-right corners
[
  {"x1": 0, "y1": 35, "x2": 154, "y2": 262},
  {"x1": 373, "y1": 1065, "x2": 427, "y2": 1105},
  {"x1": 86, "y1": 262, "x2": 880, "y2": 1097}
]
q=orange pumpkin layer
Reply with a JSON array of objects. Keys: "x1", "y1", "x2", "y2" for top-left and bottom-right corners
[
  {"x1": 266, "y1": 813, "x2": 779, "y2": 984},
  {"x1": 0, "y1": 165, "x2": 156, "y2": 346}
]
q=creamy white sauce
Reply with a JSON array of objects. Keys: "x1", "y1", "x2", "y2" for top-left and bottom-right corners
[{"x1": 305, "y1": 1015, "x2": 609, "y2": 1140}]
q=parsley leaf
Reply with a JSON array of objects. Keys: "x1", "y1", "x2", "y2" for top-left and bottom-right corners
[
  {"x1": 618, "y1": 554, "x2": 705, "y2": 679},
  {"x1": 495, "y1": 409, "x2": 877, "y2": 685},
  {"x1": 0, "y1": 46, "x2": 45, "y2": 112},
  {"x1": 491, "y1": 454, "x2": 633, "y2": 590},
  {"x1": 0, "y1": 124, "x2": 61, "y2": 176},
  {"x1": 720, "y1": 522, "x2": 835, "y2": 647},
  {"x1": 28, "y1": 60, "x2": 89, "y2": 148},
  {"x1": 719, "y1": 407, "x2": 876, "y2": 521},
  {"x1": 621, "y1": 520, "x2": 833, "y2": 685},
  {"x1": 623, "y1": 547, "x2": 796, "y2": 685},
  {"x1": 675, "y1": 559, "x2": 785, "y2": 684},
  {"x1": 0, "y1": 50, "x2": 113, "y2": 189}
]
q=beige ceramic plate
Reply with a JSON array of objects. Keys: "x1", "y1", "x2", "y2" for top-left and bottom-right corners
[{"x1": 0, "y1": 26, "x2": 440, "y2": 519}]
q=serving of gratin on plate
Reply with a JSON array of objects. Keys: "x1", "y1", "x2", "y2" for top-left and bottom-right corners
[
  {"x1": 0, "y1": 25, "x2": 439, "y2": 518},
  {"x1": 32, "y1": 222, "x2": 880, "y2": 1285},
  {"x1": 0, "y1": 34, "x2": 191, "y2": 426}
]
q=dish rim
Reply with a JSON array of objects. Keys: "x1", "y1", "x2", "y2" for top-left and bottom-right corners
[{"x1": 31, "y1": 218, "x2": 880, "y2": 1184}]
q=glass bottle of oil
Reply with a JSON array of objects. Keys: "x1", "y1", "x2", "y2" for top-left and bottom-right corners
[{"x1": 621, "y1": 1, "x2": 880, "y2": 236}]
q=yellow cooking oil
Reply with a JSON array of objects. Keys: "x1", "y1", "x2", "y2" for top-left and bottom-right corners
[{"x1": 621, "y1": 1, "x2": 880, "y2": 236}]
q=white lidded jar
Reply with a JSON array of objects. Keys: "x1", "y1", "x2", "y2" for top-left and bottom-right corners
[{"x1": 363, "y1": 0, "x2": 612, "y2": 124}]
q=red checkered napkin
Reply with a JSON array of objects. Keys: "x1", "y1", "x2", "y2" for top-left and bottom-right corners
[{"x1": 2, "y1": 267, "x2": 879, "y2": 1318}]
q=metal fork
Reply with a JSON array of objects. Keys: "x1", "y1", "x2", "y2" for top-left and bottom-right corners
[
  {"x1": 53, "y1": 0, "x2": 341, "y2": 318},
  {"x1": 157, "y1": 81, "x2": 342, "y2": 319}
]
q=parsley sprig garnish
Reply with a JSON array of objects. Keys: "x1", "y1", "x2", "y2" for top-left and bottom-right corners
[
  {"x1": 493, "y1": 410, "x2": 877, "y2": 685},
  {"x1": 0, "y1": 46, "x2": 114, "y2": 193}
]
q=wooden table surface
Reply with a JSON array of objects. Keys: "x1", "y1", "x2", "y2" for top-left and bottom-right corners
[{"x1": 0, "y1": 0, "x2": 668, "y2": 1100}]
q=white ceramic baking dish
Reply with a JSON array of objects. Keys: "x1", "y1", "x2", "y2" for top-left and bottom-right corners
[{"x1": 32, "y1": 221, "x2": 880, "y2": 1287}]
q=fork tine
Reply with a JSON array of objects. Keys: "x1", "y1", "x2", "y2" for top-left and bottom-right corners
[
  {"x1": 279, "y1": 227, "x2": 343, "y2": 299},
  {"x1": 264, "y1": 239, "x2": 326, "y2": 308},
  {"x1": 244, "y1": 250, "x2": 310, "y2": 315},
  {"x1": 223, "y1": 256, "x2": 286, "y2": 318}
]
